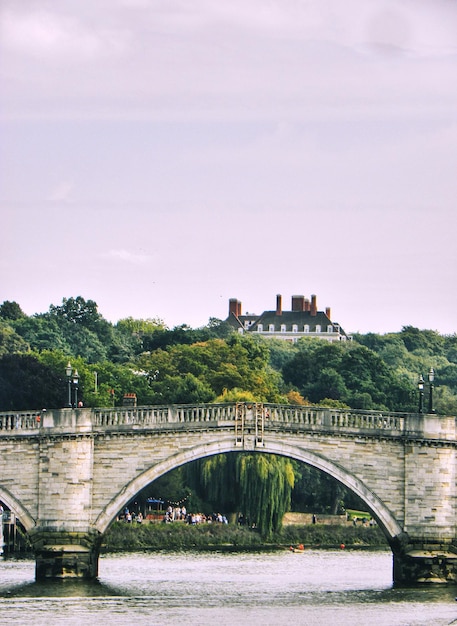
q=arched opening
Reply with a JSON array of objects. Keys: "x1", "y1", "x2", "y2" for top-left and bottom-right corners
[
  {"x1": 0, "y1": 489, "x2": 34, "y2": 554},
  {"x1": 95, "y1": 441, "x2": 402, "y2": 549}
]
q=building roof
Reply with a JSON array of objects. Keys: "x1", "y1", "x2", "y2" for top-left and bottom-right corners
[{"x1": 225, "y1": 294, "x2": 349, "y2": 339}]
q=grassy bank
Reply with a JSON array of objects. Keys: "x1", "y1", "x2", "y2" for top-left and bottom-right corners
[{"x1": 102, "y1": 521, "x2": 388, "y2": 553}]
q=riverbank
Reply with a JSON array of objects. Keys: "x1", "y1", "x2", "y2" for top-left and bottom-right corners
[{"x1": 102, "y1": 521, "x2": 388, "y2": 552}]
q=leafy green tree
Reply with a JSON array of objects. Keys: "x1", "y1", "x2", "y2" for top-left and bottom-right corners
[
  {"x1": 116, "y1": 316, "x2": 167, "y2": 335},
  {"x1": 291, "y1": 462, "x2": 364, "y2": 515},
  {"x1": 12, "y1": 315, "x2": 71, "y2": 353},
  {"x1": 187, "y1": 452, "x2": 295, "y2": 538},
  {"x1": 309, "y1": 367, "x2": 347, "y2": 402},
  {"x1": 282, "y1": 340, "x2": 415, "y2": 411},
  {"x1": 400, "y1": 326, "x2": 445, "y2": 355},
  {"x1": 0, "y1": 300, "x2": 26, "y2": 321},
  {"x1": 133, "y1": 335, "x2": 283, "y2": 404},
  {"x1": 0, "y1": 322, "x2": 30, "y2": 356},
  {"x1": 49, "y1": 296, "x2": 102, "y2": 329},
  {"x1": 164, "y1": 373, "x2": 214, "y2": 404},
  {"x1": 0, "y1": 354, "x2": 64, "y2": 410}
]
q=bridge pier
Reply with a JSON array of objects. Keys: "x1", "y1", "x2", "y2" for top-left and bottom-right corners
[
  {"x1": 393, "y1": 544, "x2": 457, "y2": 584},
  {"x1": 30, "y1": 529, "x2": 101, "y2": 579}
]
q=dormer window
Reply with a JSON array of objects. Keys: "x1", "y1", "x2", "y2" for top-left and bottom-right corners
[
  {"x1": 304, "y1": 325, "x2": 309, "y2": 333},
  {"x1": 327, "y1": 325, "x2": 333, "y2": 333},
  {"x1": 315, "y1": 325, "x2": 321, "y2": 333},
  {"x1": 269, "y1": 324, "x2": 275, "y2": 332},
  {"x1": 292, "y1": 324, "x2": 298, "y2": 333},
  {"x1": 257, "y1": 324, "x2": 263, "y2": 332},
  {"x1": 280, "y1": 324, "x2": 286, "y2": 333}
]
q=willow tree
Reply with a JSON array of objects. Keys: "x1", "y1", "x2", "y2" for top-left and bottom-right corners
[{"x1": 188, "y1": 452, "x2": 295, "y2": 539}]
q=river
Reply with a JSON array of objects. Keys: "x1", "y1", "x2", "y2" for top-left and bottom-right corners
[{"x1": 1, "y1": 550, "x2": 457, "y2": 625}]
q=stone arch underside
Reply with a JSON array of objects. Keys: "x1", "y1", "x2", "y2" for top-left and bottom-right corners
[
  {"x1": 95, "y1": 438, "x2": 403, "y2": 543},
  {"x1": 0, "y1": 485, "x2": 35, "y2": 532}
]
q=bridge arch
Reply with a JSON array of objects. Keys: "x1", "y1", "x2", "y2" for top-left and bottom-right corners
[
  {"x1": 95, "y1": 439, "x2": 403, "y2": 545},
  {"x1": 0, "y1": 485, "x2": 35, "y2": 532}
]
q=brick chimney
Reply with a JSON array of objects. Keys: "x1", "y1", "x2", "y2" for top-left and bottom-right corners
[
  {"x1": 325, "y1": 307, "x2": 331, "y2": 319},
  {"x1": 310, "y1": 294, "x2": 317, "y2": 316},
  {"x1": 291, "y1": 295, "x2": 305, "y2": 312},
  {"x1": 304, "y1": 299, "x2": 310, "y2": 312},
  {"x1": 229, "y1": 298, "x2": 242, "y2": 318},
  {"x1": 276, "y1": 294, "x2": 282, "y2": 316}
]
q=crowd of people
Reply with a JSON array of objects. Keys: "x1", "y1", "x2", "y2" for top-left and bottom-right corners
[
  {"x1": 163, "y1": 506, "x2": 228, "y2": 525},
  {"x1": 118, "y1": 505, "x2": 228, "y2": 525}
]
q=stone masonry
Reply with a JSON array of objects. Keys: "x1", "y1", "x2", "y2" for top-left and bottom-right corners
[{"x1": 0, "y1": 403, "x2": 456, "y2": 583}]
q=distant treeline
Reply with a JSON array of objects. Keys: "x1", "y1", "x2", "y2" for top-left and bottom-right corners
[
  {"x1": 1, "y1": 296, "x2": 456, "y2": 537},
  {"x1": 1, "y1": 296, "x2": 456, "y2": 414}
]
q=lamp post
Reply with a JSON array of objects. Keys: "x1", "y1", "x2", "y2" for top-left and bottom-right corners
[
  {"x1": 72, "y1": 369, "x2": 79, "y2": 408},
  {"x1": 66, "y1": 362, "x2": 73, "y2": 407},
  {"x1": 427, "y1": 367, "x2": 435, "y2": 414},
  {"x1": 418, "y1": 375, "x2": 425, "y2": 414},
  {"x1": 65, "y1": 362, "x2": 80, "y2": 408}
]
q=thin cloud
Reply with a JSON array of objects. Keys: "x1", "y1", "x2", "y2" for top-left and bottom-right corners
[{"x1": 102, "y1": 249, "x2": 152, "y2": 265}]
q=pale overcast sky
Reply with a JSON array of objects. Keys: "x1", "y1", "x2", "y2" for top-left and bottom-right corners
[{"x1": 1, "y1": 1, "x2": 456, "y2": 334}]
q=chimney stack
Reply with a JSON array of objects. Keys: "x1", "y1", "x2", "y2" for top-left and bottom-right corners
[
  {"x1": 304, "y1": 299, "x2": 310, "y2": 312},
  {"x1": 325, "y1": 307, "x2": 331, "y2": 319},
  {"x1": 291, "y1": 295, "x2": 305, "y2": 312},
  {"x1": 276, "y1": 294, "x2": 282, "y2": 316},
  {"x1": 310, "y1": 294, "x2": 317, "y2": 316},
  {"x1": 229, "y1": 298, "x2": 242, "y2": 318}
]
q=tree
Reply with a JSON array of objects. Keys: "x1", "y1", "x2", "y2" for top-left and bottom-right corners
[
  {"x1": 12, "y1": 315, "x2": 71, "y2": 353},
  {"x1": 0, "y1": 323, "x2": 30, "y2": 356},
  {"x1": 0, "y1": 300, "x2": 25, "y2": 321},
  {"x1": 282, "y1": 339, "x2": 415, "y2": 411},
  {"x1": 49, "y1": 296, "x2": 102, "y2": 328},
  {"x1": 133, "y1": 335, "x2": 284, "y2": 404},
  {"x1": 187, "y1": 452, "x2": 295, "y2": 538},
  {"x1": 0, "y1": 354, "x2": 64, "y2": 410}
]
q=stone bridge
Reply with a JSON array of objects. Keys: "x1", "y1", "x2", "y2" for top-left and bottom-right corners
[{"x1": 0, "y1": 402, "x2": 456, "y2": 584}]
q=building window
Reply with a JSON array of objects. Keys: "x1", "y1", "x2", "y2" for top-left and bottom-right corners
[
  {"x1": 292, "y1": 324, "x2": 298, "y2": 333},
  {"x1": 269, "y1": 324, "x2": 275, "y2": 332},
  {"x1": 315, "y1": 325, "x2": 321, "y2": 333},
  {"x1": 304, "y1": 325, "x2": 309, "y2": 333},
  {"x1": 280, "y1": 324, "x2": 286, "y2": 333},
  {"x1": 327, "y1": 325, "x2": 333, "y2": 333},
  {"x1": 257, "y1": 324, "x2": 263, "y2": 332}
]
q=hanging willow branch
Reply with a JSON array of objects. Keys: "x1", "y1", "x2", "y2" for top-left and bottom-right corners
[
  {"x1": 191, "y1": 452, "x2": 295, "y2": 539},
  {"x1": 236, "y1": 454, "x2": 295, "y2": 539}
]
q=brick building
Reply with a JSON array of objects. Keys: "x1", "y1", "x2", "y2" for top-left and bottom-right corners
[{"x1": 226, "y1": 293, "x2": 350, "y2": 343}]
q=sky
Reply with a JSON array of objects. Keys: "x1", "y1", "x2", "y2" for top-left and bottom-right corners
[{"x1": 1, "y1": 0, "x2": 456, "y2": 335}]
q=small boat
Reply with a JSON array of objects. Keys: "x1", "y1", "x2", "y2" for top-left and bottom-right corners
[{"x1": 289, "y1": 545, "x2": 305, "y2": 553}]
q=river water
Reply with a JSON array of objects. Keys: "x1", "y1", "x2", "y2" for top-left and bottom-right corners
[{"x1": 1, "y1": 550, "x2": 457, "y2": 626}]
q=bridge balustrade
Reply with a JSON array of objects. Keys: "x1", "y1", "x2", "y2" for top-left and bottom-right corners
[
  {"x1": 0, "y1": 411, "x2": 42, "y2": 431},
  {"x1": 93, "y1": 406, "x2": 171, "y2": 427},
  {"x1": 0, "y1": 403, "x2": 408, "y2": 435},
  {"x1": 329, "y1": 410, "x2": 405, "y2": 431},
  {"x1": 266, "y1": 404, "x2": 321, "y2": 426}
]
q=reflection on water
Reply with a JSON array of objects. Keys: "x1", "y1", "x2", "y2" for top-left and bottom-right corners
[{"x1": 1, "y1": 550, "x2": 457, "y2": 626}]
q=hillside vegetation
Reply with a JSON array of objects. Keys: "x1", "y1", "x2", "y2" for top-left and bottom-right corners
[{"x1": 1, "y1": 296, "x2": 456, "y2": 538}]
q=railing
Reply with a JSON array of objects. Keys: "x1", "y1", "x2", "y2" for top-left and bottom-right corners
[
  {"x1": 0, "y1": 411, "x2": 43, "y2": 431},
  {"x1": 265, "y1": 404, "x2": 405, "y2": 431},
  {"x1": 0, "y1": 403, "x2": 407, "y2": 435},
  {"x1": 93, "y1": 403, "x2": 238, "y2": 427}
]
